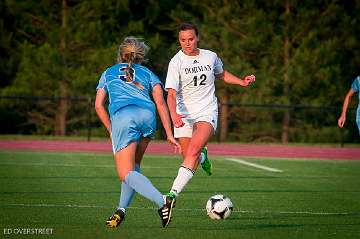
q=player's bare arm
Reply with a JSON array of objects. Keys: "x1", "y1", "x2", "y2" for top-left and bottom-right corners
[
  {"x1": 216, "y1": 70, "x2": 255, "y2": 87},
  {"x1": 152, "y1": 85, "x2": 181, "y2": 152},
  {"x1": 94, "y1": 89, "x2": 111, "y2": 134},
  {"x1": 167, "y1": 88, "x2": 185, "y2": 128},
  {"x1": 338, "y1": 88, "x2": 355, "y2": 128}
]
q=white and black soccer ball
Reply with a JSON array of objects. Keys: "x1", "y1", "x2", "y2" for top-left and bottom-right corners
[{"x1": 206, "y1": 194, "x2": 233, "y2": 220}]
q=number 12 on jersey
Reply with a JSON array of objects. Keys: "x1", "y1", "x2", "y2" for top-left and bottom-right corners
[{"x1": 193, "y1": 74, "x2": 206, "y2": 86}]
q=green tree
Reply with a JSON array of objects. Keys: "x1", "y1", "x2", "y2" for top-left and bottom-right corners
[
  {"x1": 2, "y1": 0, "x2": 129, "y2": 135},
  {"x1": 167, "y1": 0, "x2": 270, "y2": 141},
  {"x1": 1, "y1": 0, "x2": 184, "y2": 136},
  {"x1": 170, "y1": 0, "x2": 359, "y2": 143},
  {"x1": 258, "y1": 0, "x2": 359, "y2": 142},
  {"x1": 0, "y1": 0, "x2": 18, "y2": 88},
  {"x1": 1, "y1": 0, "x2": 359, "y2": 142}
]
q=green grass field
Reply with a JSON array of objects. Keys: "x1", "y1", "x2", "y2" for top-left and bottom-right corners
[{"x1": 0, "y1": 150, "x2": 359, "y2": 239}]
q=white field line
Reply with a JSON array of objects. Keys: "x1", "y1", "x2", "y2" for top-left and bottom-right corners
[
  {"x1": 224, "y1": 158, "x2": 283, "y2": 173},
  {"x1": 1, "y1": 203, "x2": 357, "y2": 216}
]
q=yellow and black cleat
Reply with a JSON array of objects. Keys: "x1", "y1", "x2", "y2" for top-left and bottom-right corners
[{"x1": 106, "y1": 209, "x2": 125, "y2": 228}]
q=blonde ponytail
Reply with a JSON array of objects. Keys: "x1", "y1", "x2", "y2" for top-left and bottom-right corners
[{"x1": 117, "y1": 37, "x2": 149, "y2": 90}]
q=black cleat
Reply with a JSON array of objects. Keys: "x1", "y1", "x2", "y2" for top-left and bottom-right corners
[
  {"x1": 106, "y1": 209, "x2": 125, "y2": 228},
  {"x1": 158, "y1": 196, "x2": 175, "y2": 227}
]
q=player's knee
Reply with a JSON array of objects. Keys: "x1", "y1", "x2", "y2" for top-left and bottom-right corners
[
  {"x1": 118, "y1": 171, "x2": 130, "y2": 182},
  {"x1": 118, "y1": 175, "x2": 125, "y2": 182}
]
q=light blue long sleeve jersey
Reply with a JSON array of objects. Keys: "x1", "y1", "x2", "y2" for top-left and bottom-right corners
[
  {"x1": 96, "y1": 63, "x2": 162, "y2": 117},
  {"x1": 351, "y1": 76, "x2": 360, "y2": 132}
]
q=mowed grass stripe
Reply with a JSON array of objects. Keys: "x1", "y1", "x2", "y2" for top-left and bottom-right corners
[
  {"x1": 2, "y1": 203, "x2": 360, "y2": 216},
  {"x1": 0, "y1": 151, "x2": 360, "y2": 239}
]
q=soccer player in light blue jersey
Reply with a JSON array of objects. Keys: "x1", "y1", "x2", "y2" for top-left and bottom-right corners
[
  {"x1": 338, "y1": 75, "x2": 360, "y2": 134},
  {"x1": 95, "y1": 37, "x2": 180, "y2": 228}
]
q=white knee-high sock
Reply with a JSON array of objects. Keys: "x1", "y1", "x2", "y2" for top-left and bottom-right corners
[{"x1": 170, "y1": 166, "x2": 194, "y2": 197}]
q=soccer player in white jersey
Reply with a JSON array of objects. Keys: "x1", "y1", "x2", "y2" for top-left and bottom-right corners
[
  {"x1": 95, "y1": 37, "x2": 180, "y2": 228},
  {"x1": 338, "y1": 75, "x2": 360, "y2": 134},
  {"x1": 165, "y1": 22, "x2": 255, "y2": 200}
]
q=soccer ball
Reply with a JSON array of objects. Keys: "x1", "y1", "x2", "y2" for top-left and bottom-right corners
[{"x1": 206, "y1": 194, "x2": 233, "y2": 220}]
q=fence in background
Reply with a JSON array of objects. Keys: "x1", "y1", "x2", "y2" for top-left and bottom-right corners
[{"x1": 0, "y1": 95, "x2": 358, "y2": 145}]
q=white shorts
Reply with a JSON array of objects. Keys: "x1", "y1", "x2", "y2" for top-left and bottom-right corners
[{"x1": 174, "y1": 110, "x2": 218, "y2": 138}]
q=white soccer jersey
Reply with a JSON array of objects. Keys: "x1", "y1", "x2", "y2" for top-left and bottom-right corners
[{"x1": 165, "y1": 49, "x2": 223, "y2": 116}]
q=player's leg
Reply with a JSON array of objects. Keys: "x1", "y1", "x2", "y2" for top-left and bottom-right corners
[
  {"x1": 167, "y1": 137, "x2": 190, "y2": 199},
  {"x1": 197, "y1": 113, "x2": 217, "y2": 176},
  {"x1": 106, "y1": 141, "x2": 137, "y2": 228},
  {"x1": 115, "y1": 141, "x2": 174, "y2": 227},
  {"x1": 175, "y1": 121, "x2": 212, "y2": 176},
  {"x1": 182, "y1": 138, "x2": 211, "y2": 176},
  {"x1": 115, "y1": 142, "x2": 164, "y2": 207},
  {"x1": 183, "y1": 121, "x2": 214, "y2": 170},
  {"x1": 107, "y1": 106, "x2": 173, "y2": 227},
  {"x1": 167, "y1": 122, "x2": 193, "y2": 199},
  {"x1": 136, "y1": 140, "x2": 175, "y2": 227},
  {"x1": 117, "y1": 138, "x2": 150, "y2": 214},
  {"x1": 178, "y1": 137, "x2": 190, "y2": 159},
  {"x1": 118, "y1": 164, "x2": 139, "y2": 210},
  {"x1": 108, "y1": 163, "x2": 140, "y2": 228},
  {"x1": 177, "y1": 137, "x2": 209, "y2": 171},
  {"x1": 168, "y1": 122, "x2": 214, "y2": 198}
]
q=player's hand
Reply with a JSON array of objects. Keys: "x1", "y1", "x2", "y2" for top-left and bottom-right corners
[
  {"x1": 338, "y1": 116, "x2": 346, "y2": 128},
  {"x1": 172, "y1": 114, "x2": 185, "y2": 128},
  {"x1": 167, "y1": 136, "x2": 182, "y2": 154},
  {"x1": 243, "y1": 74, "x2": 256, "y2": 86}
]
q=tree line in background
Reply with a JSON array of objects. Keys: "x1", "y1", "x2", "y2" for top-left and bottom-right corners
[{"x1": 0, "y1": 0, "x2": 359, "y2": 143}]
